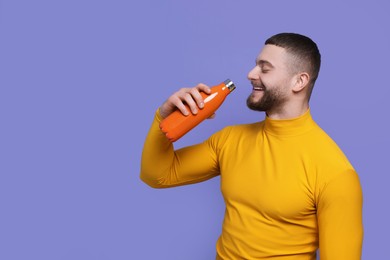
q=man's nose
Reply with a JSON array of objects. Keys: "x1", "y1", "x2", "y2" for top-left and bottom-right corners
[{"x1": 247, "y1": 66, "x2": 260, "y2": 81}]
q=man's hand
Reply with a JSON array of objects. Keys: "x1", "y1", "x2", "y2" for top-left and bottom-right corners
[{"x1": 159, "y1": 83, "x2": 212, "y2": 119}]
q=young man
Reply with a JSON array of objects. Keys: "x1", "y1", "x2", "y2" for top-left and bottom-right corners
[{"x1": 140, "y1": 33, "x2": 363, "y2": 259}]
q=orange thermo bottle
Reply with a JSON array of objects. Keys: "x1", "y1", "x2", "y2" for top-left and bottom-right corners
[{"x1": 160, "y1": 79, "x2": 236, "y2": 142}]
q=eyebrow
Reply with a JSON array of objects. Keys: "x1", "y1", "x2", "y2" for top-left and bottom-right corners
[{"x1": 256, "y1": 59, "x2": 274, "y2": 68}]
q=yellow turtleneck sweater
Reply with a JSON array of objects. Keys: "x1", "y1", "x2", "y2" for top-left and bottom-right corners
[{"x1": 140, "y1": 109, "x2": 363, "y2": 260}]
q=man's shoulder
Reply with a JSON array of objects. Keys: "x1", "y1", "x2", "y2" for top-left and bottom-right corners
[
  {"x1": 309, "y1": 123, "x2": 346, "y2": 152},
  {"x1": 306, "y1": 123, "x2": 355, "y2": 176}
]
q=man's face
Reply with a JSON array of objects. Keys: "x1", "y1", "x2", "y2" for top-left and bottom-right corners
[{"x1": 246, "y1": 44, "x2": 294, "y2": 112}]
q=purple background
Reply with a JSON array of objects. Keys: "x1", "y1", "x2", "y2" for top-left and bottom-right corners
[{"x1": 1, "y1": 0, "x2": 389, "y2": 259}]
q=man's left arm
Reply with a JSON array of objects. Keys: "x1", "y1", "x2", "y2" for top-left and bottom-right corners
[{"x1": 317, "y1": 169, "x2": 363, "y2": 260}]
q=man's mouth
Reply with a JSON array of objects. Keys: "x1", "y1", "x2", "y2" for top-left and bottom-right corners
[{"x1": 252, "y1": 84, "x2": 265, "y2": 91}]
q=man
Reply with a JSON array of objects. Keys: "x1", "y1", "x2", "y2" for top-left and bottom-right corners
[{"x1": 140, "y1": 33, "x2": 363, "y2": 259}]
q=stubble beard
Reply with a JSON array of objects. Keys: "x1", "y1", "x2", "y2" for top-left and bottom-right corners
[{"x1": 246, "y1": 83, "x2": 287, "y2": 112}]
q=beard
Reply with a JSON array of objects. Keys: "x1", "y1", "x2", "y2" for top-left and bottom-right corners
[{"x1": 246, "y1": 82, "x2": 287, "y2": 112}]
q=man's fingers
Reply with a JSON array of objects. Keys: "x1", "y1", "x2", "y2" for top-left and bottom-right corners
[
  {"x1": 181, "y1": 84, "x2": 211, "y2": 115},
  {"x1": 172, "y1": 94, "x2": 191, "y2": 116},
  {"x1": 196, "y1": 83, "x2": 211, "y2": 95},
  {"x1": 183, "y1": 91, "x2": 199, "y2": 114},
  {"x1": 159, "y1": 83, "x2": 212, "y2": 118},
  {"x1": 193, "y1": 83, "x2": 211, "y2": 110}
]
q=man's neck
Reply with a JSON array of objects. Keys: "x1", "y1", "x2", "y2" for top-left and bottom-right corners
[{"x1": 266, "y1": 102, "x2": 310, "y2": 120}]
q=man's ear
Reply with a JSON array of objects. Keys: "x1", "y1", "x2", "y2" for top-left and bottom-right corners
[{"x1": 292, "y1": 72, "x2": 310, "y2": 93}]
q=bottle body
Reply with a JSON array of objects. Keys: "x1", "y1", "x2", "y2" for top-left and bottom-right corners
[{"x1": 160, "y1": 79, "x2": 236, "y2": 142}]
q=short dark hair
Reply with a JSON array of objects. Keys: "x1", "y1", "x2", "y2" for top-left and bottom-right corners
[{"x1": 265, "y1": 33, "x2": 321, "y2": 98}]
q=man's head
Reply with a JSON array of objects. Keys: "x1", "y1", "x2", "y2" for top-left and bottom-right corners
[{"x1": 247, "y1": 33, "x2": 321, "y2": 113}]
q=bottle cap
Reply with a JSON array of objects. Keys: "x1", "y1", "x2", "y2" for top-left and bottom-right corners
[{"x1": 224, "y1": 79, "x2": 236, "y2": 92}]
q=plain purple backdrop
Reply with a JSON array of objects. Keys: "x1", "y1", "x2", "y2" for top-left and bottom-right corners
[{"x1": 1, "y1": 0, "x2": 389, "y2": 259}]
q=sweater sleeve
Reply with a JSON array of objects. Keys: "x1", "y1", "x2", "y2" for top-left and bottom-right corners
[
  {"x1": 140, "y1": 110, "x2": 220, "y2": 188},
  {"x1": 317, "y1": 169, "x2": 363, "y2": 259}
]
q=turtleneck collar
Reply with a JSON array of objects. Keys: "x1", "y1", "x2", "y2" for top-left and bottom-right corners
[{"x1": 263, "y1": 109, "x2": 316, "y2": 137}]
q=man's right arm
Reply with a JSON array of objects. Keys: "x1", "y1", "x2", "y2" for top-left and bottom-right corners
[
  {"x1": 140, "y1": 109, "x2": 219, "y2": 188},
  {"x1": 140, "y1": 84, "x2": 220, "y2": 188}
]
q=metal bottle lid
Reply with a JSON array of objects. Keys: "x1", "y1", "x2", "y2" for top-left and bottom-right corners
[{"x1": 224, "y1": 79, "x2": 236, "y2": 92}]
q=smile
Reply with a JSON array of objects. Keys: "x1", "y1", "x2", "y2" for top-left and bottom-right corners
[{"x1": 253, "y1": 86, "x2": 265, "y2": 91}]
